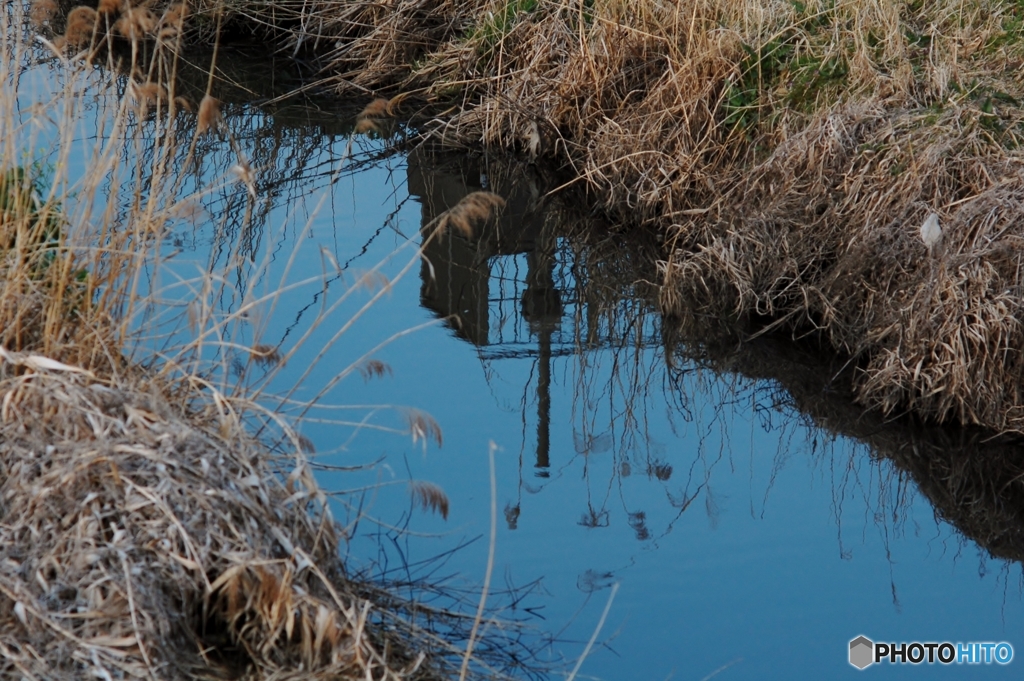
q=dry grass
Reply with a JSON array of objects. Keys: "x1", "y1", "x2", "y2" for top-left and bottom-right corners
[
  {"x1": 2, "y1": 5, "x2": 539, "y2": 680},
  {"x1": 0, "y1": 357, "x2": 430, "y2": 680},
  {"x1": 434, "y1": 191, "x2": 506, "y2": 239},
  {"x1": 197, "y1": 94, "x2": 222, "y2": 135},
  {"x1": 409, "y1": 480, "x2": 451, "y2": 520},
  {"x1": 170, "y1": 0, "x2": 1024, "y2": 434}
]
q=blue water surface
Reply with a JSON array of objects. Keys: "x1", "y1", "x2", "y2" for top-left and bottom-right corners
[{"x1": 14, "y1": 50, "x2": 1024, "y2": 680}]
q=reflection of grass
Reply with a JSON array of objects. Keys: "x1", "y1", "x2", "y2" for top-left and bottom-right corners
[
  {"x1": 660, "y1": 297, "x2": 1024, "y2": 565},
  {"x1": 443, "y1": 151, "x2": 1024, "y2": 574},
  {"x1": 147, "y1": 0, "x2": 1024, "y2": 438}
]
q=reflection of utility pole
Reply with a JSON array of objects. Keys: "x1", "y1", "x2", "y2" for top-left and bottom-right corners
[
  {"x1": 536, "y1": 327, "x2": 551, "y2": 474},
  {"x1": 521, "y1": 228, "x2": 560, "y2": 477}
]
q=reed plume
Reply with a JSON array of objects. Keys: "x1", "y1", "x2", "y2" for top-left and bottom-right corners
[
  {"x1": 436, "y1": 191, "x2": 505, "y2": 239},
  {"x1": 63, "y1": 6, "x2": 98, "y2": 48},
  {"x1": 249, "y1": 343, "x2": 282, "y2": 368},
  {"x1": 29, "y1": 0, "x2": 58, "y2": 29},
  {"x1": 196, "y1": 94, "x2": 222, "y2": 135},
  {"x1": 359, "y1": 98, "x2": 388, "y2": 118},
  {"x1": 130, "y1": 81, "x2": 168, "y2": 118},
  {"x1": 113, "y1": 7, "x2": 156, "y2": 40},
  {"x1": 356, "y1": 358, "x2": 392, "y2": 381},
  {"x1": 402, "y1": 407, "x2": 443, "y2": 447},
  {"x1": 409, "y1": 480, "x2": 450, "y2": 520},
  {"x1": 354, "y1": 97, "x2": 389, "y2": 134}
]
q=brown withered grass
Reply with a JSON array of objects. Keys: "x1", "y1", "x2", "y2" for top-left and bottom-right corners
[
  {"x1": 62, "y1": 5, "x2": 99, "y2": 48},
  {"x1": 0, "y1": 357, "x2": 433, "y2": 679},
  {"x1": 2, "y1": 7, "x2": 533, "y2": 681},
  {"x1": 409, "y1": 480, "x2": 451, "y2": 520},
  {"x1": 29, "y1": 0, "x2": 58, "y2": 29},
  {"x1": 180, "y1": 0, "x2": 1024, "y2": 435}
]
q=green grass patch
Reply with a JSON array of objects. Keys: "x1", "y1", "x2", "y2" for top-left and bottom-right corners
[
  {"x1": 1, "y1": 165, "x2": 61, "y2": 251},
  {"x1": 722, "y1": 1, "x2": 849, "y2": 134},
  {"x1": 470, "y1": 0, "x2": 540, "y2": 56}
]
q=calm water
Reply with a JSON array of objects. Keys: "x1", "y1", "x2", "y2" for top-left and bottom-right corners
[{"x1": 14, "y1": 47, "x2": 1024, "y2": 679}]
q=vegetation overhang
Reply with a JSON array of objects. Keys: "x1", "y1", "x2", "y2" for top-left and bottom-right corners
[{"x1": 82, "y1": 0, "x2": 1024, "y2": 437}]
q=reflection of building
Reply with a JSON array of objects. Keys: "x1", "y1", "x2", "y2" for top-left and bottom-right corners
[
  {"x1": 408, "y1": 150, "x2": 561, "y2": 344},
  {"x1": 407, "y1": 150, "x2": 560, "y2": 474}
]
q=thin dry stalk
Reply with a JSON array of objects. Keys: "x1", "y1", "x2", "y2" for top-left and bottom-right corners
[{"x1": 459, "y1": 442, "x2": 497, "y2": 681}]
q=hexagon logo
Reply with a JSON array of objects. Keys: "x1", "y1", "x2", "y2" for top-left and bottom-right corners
[{"x1": 849, "y1": 636, "x2": 874, "y2": 670}]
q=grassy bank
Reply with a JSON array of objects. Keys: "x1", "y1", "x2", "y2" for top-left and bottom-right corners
[
  {"x1": 75, "y1": 0, "x2": 1024, "y2": 436},
  {"x1": 1, "y1": 5, "x2": 542, "y2": 678}
]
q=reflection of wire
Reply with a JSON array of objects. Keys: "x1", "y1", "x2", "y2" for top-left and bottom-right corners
[{"x1": 275, "y1": 195, "x2": 413, "y2": 348}]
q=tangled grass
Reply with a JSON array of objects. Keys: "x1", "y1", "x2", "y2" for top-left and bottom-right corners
[
  {"x1": 0, "y1": 356, "x2": 431, "y2": 680},
  {"x1": 154, "y1": 0, "x2": 1024, "y2": 435},
  {"x1": 0, "y1": 3, "x2": 541, "y2": 678}
]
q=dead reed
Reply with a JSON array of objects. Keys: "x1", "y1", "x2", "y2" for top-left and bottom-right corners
[
  {"x1": 176, "y1": 0, "x2": 1024, "y2": 435},
  {"x1": 2, "y1": 7, "x2": 537, "y2": 680},
  {"x1": 0, "y1": 356, "x2": 433, "y2": 679},
  {"x1": 197, "y1": 94, "x2": 222, "y2": 135},
  {"x1": 434, "y1": 191, "x2": 506, "y2": 239}
]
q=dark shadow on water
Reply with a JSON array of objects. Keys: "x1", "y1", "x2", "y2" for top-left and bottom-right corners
[
  {"x1": 687, "y1": 323, "x2": 1024, "y2": 564},
  {"x1": 406, "y1": 145, "x2": 1024, "y2": 569}
]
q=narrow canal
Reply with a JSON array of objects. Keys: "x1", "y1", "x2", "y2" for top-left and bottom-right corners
[{"x1": 16, "y1": 42, "x2": 1024, "y2": 679}]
